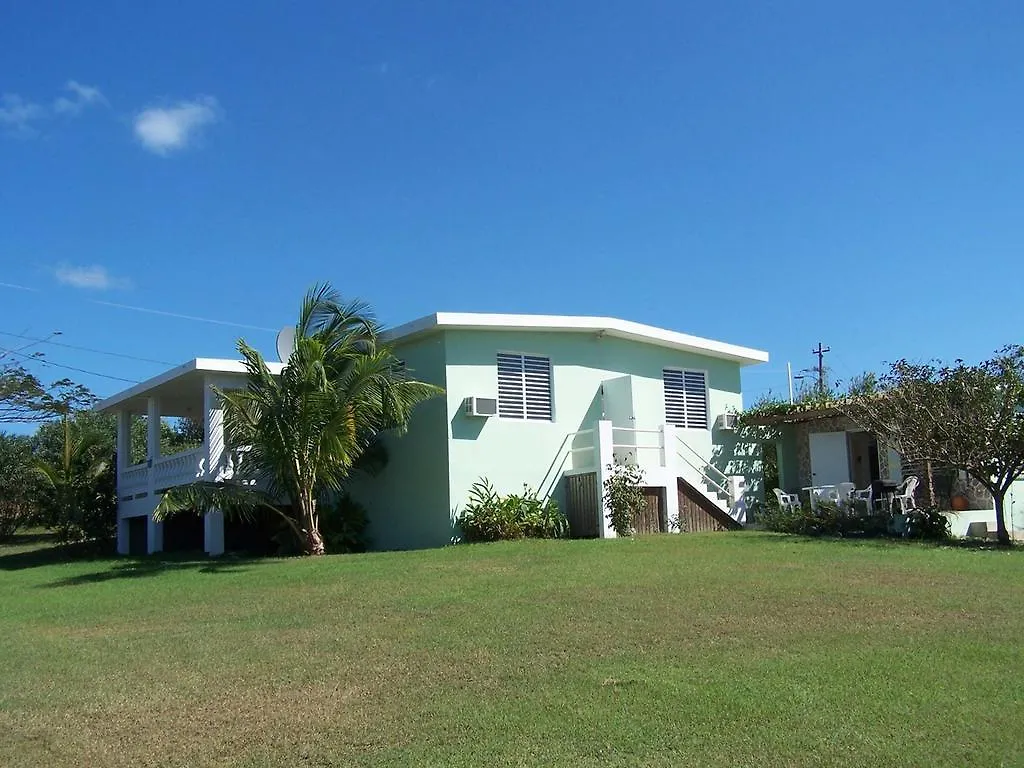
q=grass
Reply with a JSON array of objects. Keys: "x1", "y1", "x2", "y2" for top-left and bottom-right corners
[{"x1": 0, "y1": 531, "x2": 1022, "y2": 767}]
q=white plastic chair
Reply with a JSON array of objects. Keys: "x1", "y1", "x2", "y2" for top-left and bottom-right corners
[
  {"x1": 773, "y1": 488, "x2": 802, "y2": 513},
  {"x1": 893, "y1": 476, "x2": 919, "y2": 512},
  {"x1": 836, "y1": 482, "x2": 856, "y2": 505}
]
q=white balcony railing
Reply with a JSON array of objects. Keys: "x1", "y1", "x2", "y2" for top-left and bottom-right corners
[
  {"x1": 119, "y1": 464, "x2": 149, "y2": 497},
  {"x1": 152, "y1": 447, "x2": 205, "y2": 490}
]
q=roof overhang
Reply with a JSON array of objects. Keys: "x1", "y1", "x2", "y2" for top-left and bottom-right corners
[
  {"x1": 741, "y1": 405, "x2": 845, "y2": 426},
  {"x1": 385, "y1": 312, "x2": 769, "y2": 366},
  {"x1": 95, "y1": 358, "x2": 284, "y2": 415}
]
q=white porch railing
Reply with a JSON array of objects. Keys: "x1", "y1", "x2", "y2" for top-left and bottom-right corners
[
  {"x1": 119, "y1": 464, "x2": 149, "y2": 497},
  {"x1": 152, "y1": 447, "x2": 205, "y2": 490}
]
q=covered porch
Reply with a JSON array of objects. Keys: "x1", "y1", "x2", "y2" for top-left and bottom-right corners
[{"x1": 97, "y1": 358, "x2": 283, "y2": 556}]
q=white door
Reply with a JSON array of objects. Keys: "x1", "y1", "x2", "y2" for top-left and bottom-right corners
[{"x1": 809, "y1": 432, "x2": 850, "y2": 486}]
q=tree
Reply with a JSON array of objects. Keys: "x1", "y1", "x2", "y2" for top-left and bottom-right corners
[
  {"x1": 842, "y1": 346, "x2": 1024, "y2": 545},
  {"x1": 155, "y1": 284, "x2": 442, "y2": 555},
  {"x1": 0, "y1": 362, "x2": 46, "y2": 423},
  {"x1": 34, "y1": 411, "x2": 117, "y2": 544},
  {"x1": 0, "y1": 433, "x2": 44, "y2": 541}
]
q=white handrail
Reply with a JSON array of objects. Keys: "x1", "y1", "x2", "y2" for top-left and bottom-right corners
[
  {"x1": 676, "y1": 450, "x2": 730, "y2": 498},
  {"x1": 675, "y1": 435, "x2": 728, "y2": 484}
]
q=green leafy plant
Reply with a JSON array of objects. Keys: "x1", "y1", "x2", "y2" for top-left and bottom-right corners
[
  {"x1": 904, "y1": 507, "x2": 951, "y2": 540},
  {"x1": 603, "y1": 463, "x2": 645, "y2": 538},
  {"x1": 33, "y1": 413, "x2": 116, "y2": 545},
  {"x1": 320, "y1": 493, "x2": 371, "y2": 553},
  {"x1": 457, "y1": 478, "x2": 568, "y2": 542},
  {"x1": 759, "y1": 496, "x2": 949, "y2": 541}
]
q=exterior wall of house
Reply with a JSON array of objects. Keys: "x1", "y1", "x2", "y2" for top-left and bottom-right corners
[
  {"x1": 440, "y1": 329, "x2": 751, "y2": 530},
  {"x1": 347, "y1": 334, "x2": 452, "y2": 550}
]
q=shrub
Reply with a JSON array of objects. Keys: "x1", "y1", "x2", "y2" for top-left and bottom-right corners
[
  {"x1": 320, "y1": 493, "x2": 371, "y2": 553},
  {"x1": 759, "y1": 497, "x2": 950, "y2": 541},
  {"x1": 603, "y1": 464, "x2": 645, "y2": 538},
  {"x1": 457, "y1": 478, "x2": 568, "y2": 542},
  {"x1": 905, "y1": 506, "x2": 951, "y2": 540}
]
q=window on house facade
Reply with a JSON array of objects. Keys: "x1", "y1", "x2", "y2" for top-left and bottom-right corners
[
  {"x1": 497, "y1": 353, "x2": 553, "y2": 420},
  {"x1": 663, "y1": 369, "x2": 709, "y2": 429}
]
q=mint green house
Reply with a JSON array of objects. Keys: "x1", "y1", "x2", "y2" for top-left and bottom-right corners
[
  {"x1": 97, "y1": 313, "x2": 768, "y2": 555},
  {"x1": 351, "y1": 313, "x2": 769, "y2": 550}
]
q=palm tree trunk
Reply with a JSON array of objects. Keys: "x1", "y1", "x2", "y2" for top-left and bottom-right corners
[{"x1": 300, "y1": 496, "x2": 325, "y2": 555}]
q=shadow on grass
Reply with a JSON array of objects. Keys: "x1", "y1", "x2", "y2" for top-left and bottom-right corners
[
  {"x1": 41, "y1": 554, "x2": 256, "y2": 588},
  {"x1": 734, "y1": 529, "x2": 1020, "y2": 552},
  {"x1": 0, "y1": 532, "x2": 116, "y2": 571},
  {"x1": 1, "y1": 531, "x2": 272, "y2": 585}
]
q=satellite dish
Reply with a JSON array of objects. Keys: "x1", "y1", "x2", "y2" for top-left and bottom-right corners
[{"x1": 276, "y1": 326, "x2": 296, "y2": 362}]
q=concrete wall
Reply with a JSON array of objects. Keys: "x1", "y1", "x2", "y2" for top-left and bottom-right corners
[
  {"x1": 351, "y1": 328, "x2": 757, "y2": 549},
  {"x1": 442, "y1": 329, "x2": 749, "y2": 525},
  {"x1": 348, "y1": 334, "x2": 452, "y2": 550},
  {"x1": 943, "y1": 478, "x2": 1024, "y2": 540}
]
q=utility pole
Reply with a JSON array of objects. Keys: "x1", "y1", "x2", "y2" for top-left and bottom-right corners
[{"x1": 812, "y1": 342, "x2": 830, "y2": 393}]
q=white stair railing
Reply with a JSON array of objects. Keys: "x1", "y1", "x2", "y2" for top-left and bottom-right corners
[{"x1": 675, "y1": 435, "x2": 733, "y2": 506}]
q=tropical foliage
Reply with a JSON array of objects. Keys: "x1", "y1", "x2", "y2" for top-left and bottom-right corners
[
  {"x1": 33, "y1": 410, "x2": 117, "y2": 545},
  {"x1": 602, "y1": 463, "x2": 645, "y2": 538},
  {"x1": 154, "y1": 283, "x2": 441, "y2": 555},
  {"x1": 457, "y1": 477, "x2": 568, "y2": 542},
  {"x1": 841, "y1": 346, "x2": 1024, "y2": 545},
  {"x1": 0, "y1": 434, "x2": 43, "y2": 541}
]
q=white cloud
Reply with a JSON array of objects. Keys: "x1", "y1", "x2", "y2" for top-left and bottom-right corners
[
  {"x1": 133, "y1": 97, "x2": 220, "y2": 155},
  {"x1": 53, "y1": 80, "x2": 106, "y2": 115},
  {"x1": 1, "y1": 81, "x2": 105, "y2": 137},
  {"x1": 54, "y1": 264, "x2": 131, "y2": 291},
  {"x1": 0, "y1": 94, "x2": 45, "y2": 136}
]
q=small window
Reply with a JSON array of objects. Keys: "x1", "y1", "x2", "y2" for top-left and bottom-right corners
[
  {"x1": 497, "y1": 353, "x2": 553, "y2": 420},
  {"x1": 663, "y1": 369, "x2": 708, "y2": 429}
]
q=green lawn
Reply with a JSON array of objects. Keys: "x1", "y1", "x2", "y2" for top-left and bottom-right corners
[{"x1": 0, "y1": 532, "x2": 1021, "y2": 767}]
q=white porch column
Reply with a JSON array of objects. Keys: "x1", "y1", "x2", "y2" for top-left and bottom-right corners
[
  {"x1": 116, "y1": 410, "x2": 131, "y2": 473},
  {"x1": 204, "y1": 511, "x2": 225, "y2": 556},
  {"x1": 660, "y1": 423, "x2": 678, "y2": 471},
  {"x1": 661, "y1": 424, "x2": 681, "y2": 531},
  {"x1": 115, "y1": 410, "x2": 131, "y2": 555},
  {"x1": 147, "y1": 515, "x2": 163, "y2": 554},
  {"x1": 146, "y1": 397, "x2": 163, "y2": 554},
  {"x1": 203, "y1": 377, "x2": 226, "y2": 556},
  {"x1": 595, "y1": 420, "x2": 616, "y2": 538},
  {"x1": 117, "y1": 518, "x2": 129, "y2": 555}
]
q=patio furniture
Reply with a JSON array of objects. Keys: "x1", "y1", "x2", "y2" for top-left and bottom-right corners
[
  {"x1": 773, "y1": 488, "x2": 802, "y2": 513},
  {"x1": 803, "y1": 485, "x2": 840, "y2": 512},
  {"x1": 893, "y1": 476, "x2": 919, "y2": 513},
  {"x1": 836, "y1": 482, "x2": 856, "y2": 505},
  {"x1": 851, "y1": 485, "x2": 873, "y2": 513}
]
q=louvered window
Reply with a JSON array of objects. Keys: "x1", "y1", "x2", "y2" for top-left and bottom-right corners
[
  {"x1": 497, "y1": 353, "x2": 553, "y2": 420},
  {"x1": 663, "y1": 369, "x2": 709, "y2": 429}
]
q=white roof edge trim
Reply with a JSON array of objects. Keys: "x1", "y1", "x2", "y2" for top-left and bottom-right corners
[
  {"x1": 385, "y1": 312, "x2": 769, "y2": 365},
  {"x1": 95, "y1": 358, "x2": 285, "y2": 413}
]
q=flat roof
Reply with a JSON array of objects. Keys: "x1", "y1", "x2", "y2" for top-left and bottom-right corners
[
  {"x1": 95, "y1": 358, "x2": 284, "y2": 413},
  {"x1": 97, "y1": 313, "x2": 768, "y2": 412},
  {"x1": 386, "y1": 312, "x2": 769, "y2": 366}
]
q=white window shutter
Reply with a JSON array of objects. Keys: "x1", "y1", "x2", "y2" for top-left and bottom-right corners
[
  {"x1": 663, "y1": 369, "x2": 708, "y2": 429},
  {"x1": 497, "y1": 353, "x2": 552, "y2": 421}
]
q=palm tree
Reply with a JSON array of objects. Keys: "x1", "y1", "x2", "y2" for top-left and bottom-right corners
[
  {"x1": 154, "y1": 284, "x2": 441, "y2": 555},
  {"x1": 34, "y1": 412, "x2": 115, "y2": 543}
]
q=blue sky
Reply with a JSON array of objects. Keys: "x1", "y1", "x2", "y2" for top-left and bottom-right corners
[{"x1": 2, "y1": 1, "x2": 1023, "y2": 409}]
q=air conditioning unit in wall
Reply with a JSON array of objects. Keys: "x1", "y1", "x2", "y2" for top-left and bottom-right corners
[
  {"x1": 715, "y1": 413, "x2": 739, "y2": 431},
  {"x1": 464, "y1": 396, "x2": 498, "y2": 418}
]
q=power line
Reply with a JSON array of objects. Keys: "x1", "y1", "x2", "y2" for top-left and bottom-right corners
[
  {"x1": 0, "y1": 331, "x2": 175, "y2": 366},
  {"x1": 89, "y1": 299, "x2": 278, "y2": 332},
  {"x1": 0, "y1": 346, "x2": 139, "y2": 384}
]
